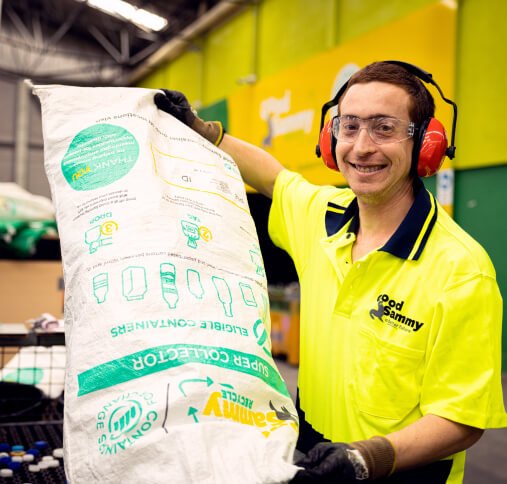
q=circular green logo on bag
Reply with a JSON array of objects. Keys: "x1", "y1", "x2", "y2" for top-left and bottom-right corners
[{"x1": 61, "y1": 124, "x2": 139, "y2": 191}]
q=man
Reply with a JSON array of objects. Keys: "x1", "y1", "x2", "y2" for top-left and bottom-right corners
[{"x1": 154, "y1": 61, "x2": 507, "y2": 483}]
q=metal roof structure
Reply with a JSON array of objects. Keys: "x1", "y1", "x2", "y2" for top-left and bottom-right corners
[{"x1": 0, "y1": 0, "x2": 249, "y2": 85}]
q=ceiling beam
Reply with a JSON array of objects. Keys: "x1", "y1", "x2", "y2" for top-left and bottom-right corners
[
  {"x1": 48, "y1": 2, "x2": 86, "y2": 45},
  {"x1": 120, "y1": 28, "x2": 130, "y2": 64},
  {"x1": 88, "y1": 24, "x2": 123, "y2": 64},
  {"x1": 4, "y1": 4, "x2": 32, "y2": 41},
  {"x1": 126, "y1": 0, "x2": 250, "y2": 85}
]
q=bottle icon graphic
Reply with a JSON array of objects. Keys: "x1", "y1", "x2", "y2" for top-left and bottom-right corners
[
  {"x1": 92, "y1": 273, "x2": 109, "y2": 303},
  {"x1": 212, "y1": 276, "x2": 233, "y2": 317},
  {"x1": 249, "y1": 249, "x2": 265, "y2": 276},
  {"x1": 187, "y1": 269, "x2": 204, "y2": 299},
  {"x1": 85, "y1": 225, "x2": 113, "y2": 254},
  {"x1": 239, "y1": 282, "x2": 257, "y2": 307},
  {"x1": 160, "y1": 263, "x2": 179, "y2": 309},
  {"x1": 122, "y1": 266, "x2": 147, "y2": 301},
  {"x1": 181, "y1": 220, "x2": 200, "y2": 249}
]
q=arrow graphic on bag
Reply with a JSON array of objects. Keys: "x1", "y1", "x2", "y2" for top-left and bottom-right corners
[
  {"x1": 188, "y1": 407, "x2": 199, "y2": 423},
  {"x1": 178, "y1": 376, "x2": 214, "y2": 396}
]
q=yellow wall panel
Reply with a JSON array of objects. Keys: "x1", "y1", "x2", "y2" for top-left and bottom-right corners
[
  {"x1": 203, "y1": 9, "x2": 255, "y2": 105},
  {"x1": 257, "y1": 0, "x2": 331, "y2": 79},
  {"x1": 166, "y1": 49, "x2": 203, "y2": 107},
  {"x1": 138, "y1": 68, "x2": 167, "y2": 90},
  {"x1": 454, "y1": 0, "x2": 507, "y2": 169},
  {"x1": 337, "y1": 0, "x2": 440, "y2": 43}
]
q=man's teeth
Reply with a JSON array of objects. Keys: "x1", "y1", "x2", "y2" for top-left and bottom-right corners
[{"x1": 353, "y1": 164, "x2": 383, "y2": 173}]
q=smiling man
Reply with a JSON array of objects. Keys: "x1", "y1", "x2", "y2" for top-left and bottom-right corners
[{"x1": 154, "y1": 61, "x2": 507, "y2": 483}]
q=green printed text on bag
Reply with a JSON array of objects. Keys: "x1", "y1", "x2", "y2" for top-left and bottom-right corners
[{"x1": 61, "y1": 124, "x2": 139, "y2": 191}]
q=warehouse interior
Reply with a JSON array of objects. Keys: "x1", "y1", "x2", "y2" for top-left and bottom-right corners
[{"x1": 0, "y1": 0, "x2": 506, "y2": 482}]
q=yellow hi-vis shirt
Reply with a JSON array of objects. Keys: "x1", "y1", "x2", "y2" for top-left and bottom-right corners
[{"x1": 268, "y1": 170, "x2": 507, "y2": 484}]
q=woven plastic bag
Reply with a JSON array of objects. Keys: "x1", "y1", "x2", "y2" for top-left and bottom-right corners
[{"x1": 32, "y1": 83, "x2": 299, "y2": 484}]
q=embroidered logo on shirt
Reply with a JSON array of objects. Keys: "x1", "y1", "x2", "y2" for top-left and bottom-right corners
[
  {"x1": 370, "y1": 294, "x2": 424, "y2": 332},
  {"x1": 369, "y1": 301, "x2": 384, "y2": 321}
]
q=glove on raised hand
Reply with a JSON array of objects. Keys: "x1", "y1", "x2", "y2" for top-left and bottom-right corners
[
  {"x1": 291, "y1": 436, "x2": 395, "y2": 483},
  {"x1": 154, "y1": 89, "x2": 224, "y2": 146}
]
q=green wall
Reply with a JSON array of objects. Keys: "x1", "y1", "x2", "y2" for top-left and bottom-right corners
[{"x1": 454, "y1": 166, "x2": 507, "y2": 368}]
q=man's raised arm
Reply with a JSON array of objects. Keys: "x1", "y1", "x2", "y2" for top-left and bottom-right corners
[{"x1": 219, "y1": 134, "x2": 283, "y2": 198}]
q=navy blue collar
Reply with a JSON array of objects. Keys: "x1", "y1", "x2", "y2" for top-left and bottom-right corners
[{"x1": 325, "y1": 179, "x2": 438, "y2": 261}]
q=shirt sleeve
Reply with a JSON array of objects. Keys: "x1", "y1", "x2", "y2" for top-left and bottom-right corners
[
  {"x1": 420, "y1": 273, "x2": 507, "y2": 428},
  {"x1": 268, "y1": 170, "x2": 329, "y2": 274}
]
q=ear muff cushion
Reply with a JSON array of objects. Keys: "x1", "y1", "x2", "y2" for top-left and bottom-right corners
[
  {"x1": 319, "y1": 118, "x2": 338, "y2": 171},
  {"x1": 417, "y1": 117, "x2": 448, "y2": 177}
]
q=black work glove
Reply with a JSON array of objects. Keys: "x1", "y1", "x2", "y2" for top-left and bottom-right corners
[
  {"x1": 291, "y1": 442, "x2": 366, "y2": 483},
  {"x1": 154, "y1": 89, "x2": 224, "y2": 146},
  {"x1": 291, "y1": 436, "x2": 395, "y2": 483}
]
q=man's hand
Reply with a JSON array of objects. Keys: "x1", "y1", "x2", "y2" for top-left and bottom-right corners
[
  {"x1": 154, "y1": 89, "x2": 196, "y2": 126},
  {"x1": 154, "y1": 89, "x2": 224, "y2": 146},
  {"x1": 291, "y1": 436, "x2": 395, "y2": 483},
  {"x1": 291, "y1": 442, "x2": 367, "y2": 483}
]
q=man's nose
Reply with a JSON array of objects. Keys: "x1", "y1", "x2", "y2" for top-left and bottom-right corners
[{"x1": 353, "y1": 126, "x2": 376, "y2": 151}]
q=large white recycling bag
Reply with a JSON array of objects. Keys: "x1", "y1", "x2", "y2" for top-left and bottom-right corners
[{"x1": 33, "y1": 84, "x2": 299, "y2": 484}]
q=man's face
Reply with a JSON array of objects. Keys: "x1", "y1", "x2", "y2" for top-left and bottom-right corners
[{"x1": 335, "y1": 81, "x2": 415, "y2": 206}]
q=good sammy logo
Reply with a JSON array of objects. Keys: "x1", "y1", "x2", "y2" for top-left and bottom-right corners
[
  {"x1": 369, "y1": 293, "x2": 424, "y2": 333},
  {"x1": 257, "y1": 63, "x2": 360, "y2": 149},
  {"x1": 259, "y1": 91, "x2": 314, "y2": 148}
]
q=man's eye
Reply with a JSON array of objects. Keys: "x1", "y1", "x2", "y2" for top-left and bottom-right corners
[
  {"x1": 374, "y1": 122, "x2": 395, "y2": 134},
  {"x1": 342, "y1": 123, "x2": 358, "y2": 131}
]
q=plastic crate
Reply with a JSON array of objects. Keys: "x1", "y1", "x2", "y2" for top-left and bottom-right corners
[
  {"x1": 0, "y1": 329, "x2": 66, "y2": 482},
  {"x1": 0, "y1": 420, "x2": 65, "y2": 483},
  {"x1": 0, "y1": 329, "x2": 65, "y2": 420}
]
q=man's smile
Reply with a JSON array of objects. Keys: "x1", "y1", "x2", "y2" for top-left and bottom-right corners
[{"x1": 348, "y1": 162, "x2": 387, "y2": 173}]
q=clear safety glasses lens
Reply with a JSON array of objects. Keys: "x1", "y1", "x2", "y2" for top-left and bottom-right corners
[{"x1": 332, "y1": 115, "x2": 416, "y2": 145}]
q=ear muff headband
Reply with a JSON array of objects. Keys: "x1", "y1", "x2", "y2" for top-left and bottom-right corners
[{"x1": 316, "y1": 60, "x2": 458, "y2": 177}]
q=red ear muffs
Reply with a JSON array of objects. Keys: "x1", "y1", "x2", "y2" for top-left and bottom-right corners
[
  {"x1": 417, "y1": 117, "x2": 448, "y2": 177},
  {"x1": 319, "y1": 118, "x2": 338, "y2": 171}
]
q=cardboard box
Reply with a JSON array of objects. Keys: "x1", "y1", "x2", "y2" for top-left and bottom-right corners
[{"x1": 0, "y1": 260, "x2": 63, "y2": 323}]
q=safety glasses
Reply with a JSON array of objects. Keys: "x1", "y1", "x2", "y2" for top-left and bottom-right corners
[{"x1": 332, "y1": 115, "x2": 417, "y2": 144}]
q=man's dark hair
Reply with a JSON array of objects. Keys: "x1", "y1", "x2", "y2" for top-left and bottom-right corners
[{"x1": 343, "y1": 61, "x2": 435, "y2": 127}]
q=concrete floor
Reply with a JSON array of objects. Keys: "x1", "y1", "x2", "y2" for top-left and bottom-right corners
[{"x1": 275, "y1": 359, "x2": 507, "y2": 484}]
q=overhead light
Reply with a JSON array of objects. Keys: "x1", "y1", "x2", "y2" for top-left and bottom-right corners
[{"x1": 84, "y1": 0, "x2": 168, "y2": 32}]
